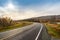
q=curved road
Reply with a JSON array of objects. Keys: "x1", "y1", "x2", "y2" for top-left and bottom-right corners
[{"x1": 0, "y1": 23, "x2": 51, "y2": 40}]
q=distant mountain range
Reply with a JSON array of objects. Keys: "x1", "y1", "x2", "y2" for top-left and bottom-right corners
[
  {"x1": 22, "y1": 15, "x2": 60, "y2": 20},
  {"x1": 38, "y1": 15, "x2": 60, "y2": 20},
  {"x1": 19, "y1": 15, "x2": 60, "y2": 22}
]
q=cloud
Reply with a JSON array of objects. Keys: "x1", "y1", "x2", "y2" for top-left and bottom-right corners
[
  {"x1": 29, "y1": 3, "x2": 60, "y2": 16},
  {"x1": 0, "y1": 2, "x2": 60, "y2": 20}
]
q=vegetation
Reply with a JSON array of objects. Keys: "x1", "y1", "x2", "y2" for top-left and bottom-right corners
[
  {"x1": 0, "y1": 16, "x2": 60, "y2": 38},
  {"x1": 23, "y1": 16, "x2": 60, "y2": 38},
  {"x1": 0, "y1": 17, "x2": 33, "y2": 32},
  {"x1": 45, "y1": 23, "x2": 60, "y2": 38}
]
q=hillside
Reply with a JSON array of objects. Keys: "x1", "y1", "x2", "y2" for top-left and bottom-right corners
[{"x1": 20, "y1": 15, "x2": 60, "y2": 23}]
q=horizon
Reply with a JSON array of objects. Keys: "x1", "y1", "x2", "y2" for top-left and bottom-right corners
[{"x1": 0, "y1": 0, "x2": 60, "y2": 20}]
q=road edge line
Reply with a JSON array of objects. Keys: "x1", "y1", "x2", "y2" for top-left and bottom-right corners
[{"x1": 35, "y1": 24, "x2": 43, "y2": 40}]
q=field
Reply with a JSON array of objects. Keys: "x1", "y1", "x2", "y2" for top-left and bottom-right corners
[
  {"x1": 45, "y1": 23, "x2": 60, "y2": 38},
  {"x1": 0, "y1": 17, "x2": 33, "y2": 32}
]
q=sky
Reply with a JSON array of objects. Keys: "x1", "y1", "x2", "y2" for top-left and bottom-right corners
[{"x1": 0, "y1": 0, "x2": 60, "y2": 20}]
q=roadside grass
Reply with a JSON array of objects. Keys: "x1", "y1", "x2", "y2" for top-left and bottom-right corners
[
  {"x1": 0, "y1": 21, "x2": 33, "y2": 32},
  {"x1": 45, "y1": 23, "x2": 60, "y2": 38}
]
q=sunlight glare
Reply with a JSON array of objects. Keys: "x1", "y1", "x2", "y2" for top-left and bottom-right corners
[{"x1": 6, "y1": 2, "x2": 15, "y2": 9}]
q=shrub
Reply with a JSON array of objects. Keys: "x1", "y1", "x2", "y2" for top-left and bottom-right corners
[{"x1": 0, "y1": 17, "x2": 14, "y2": 27}]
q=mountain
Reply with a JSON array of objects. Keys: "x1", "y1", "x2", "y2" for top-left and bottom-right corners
[{"x1": 18, "y1": 15, "x2": 60, "y2": 23}]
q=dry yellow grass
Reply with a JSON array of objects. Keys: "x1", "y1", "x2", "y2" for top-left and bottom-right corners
[
  {"x1": 0, "y1": 21, "x2": 33, "y2": 32},
  {"x1": 45, "y1": 23, "x2": 60, "y2": 38}
]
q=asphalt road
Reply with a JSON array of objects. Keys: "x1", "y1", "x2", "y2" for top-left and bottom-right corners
[
  {"x1": 3, "y1": 23, "x2": 42, "y2": 40},
  {"x1": 0, "y1": 23, "x2": 38, "y2": 40},
  {"x1": 0, "y1": 23, "x2": 52, "y2": 40}
]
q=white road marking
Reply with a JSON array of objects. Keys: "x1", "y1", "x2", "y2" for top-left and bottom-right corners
[{"x1": 35, "y1": 24, "x2": 43, "y2": 40}]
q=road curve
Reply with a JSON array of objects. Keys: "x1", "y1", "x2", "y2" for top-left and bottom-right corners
[
  {"x1": 4, "y1": 23, "x2": 42, "y2": 40},
  {"x1": 0, "y1": 23, "x2": 41, "y2": 40},
  {"x1": 0, "y1": 23, "x2": 51, "y2": 40}
]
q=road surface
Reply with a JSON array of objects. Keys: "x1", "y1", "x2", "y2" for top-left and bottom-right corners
[{"x1": 0, "y1": 23, "x2": 51, "y2": 40}]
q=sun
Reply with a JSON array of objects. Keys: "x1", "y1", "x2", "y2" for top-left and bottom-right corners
[
  {"x1": 5, "y1": 2, "x2": 15, "y2": 9},
  {"x1": 7, "y1": 3, "x2": 15, "y2": 9}
]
